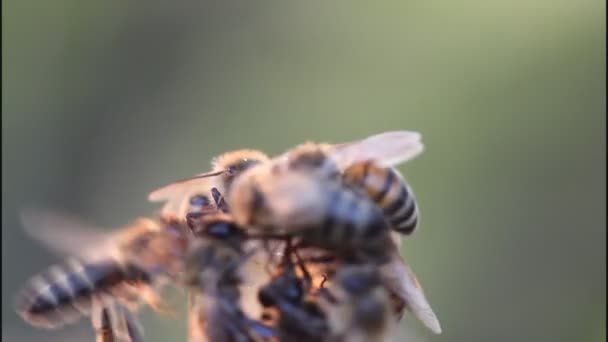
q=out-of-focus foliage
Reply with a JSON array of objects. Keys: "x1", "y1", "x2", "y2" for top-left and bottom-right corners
[{"x1": 2, "y1": 1, "x2": 605, "y2": 342}]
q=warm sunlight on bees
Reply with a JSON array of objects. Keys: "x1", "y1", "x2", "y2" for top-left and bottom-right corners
[{"x1": 16, "y1": 131, "x2": 441, "y2": 342}]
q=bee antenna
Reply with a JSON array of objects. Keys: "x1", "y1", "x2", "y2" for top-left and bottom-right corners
[{"x1": 173, "y1": 170, "x2": 226, "y2": 183}]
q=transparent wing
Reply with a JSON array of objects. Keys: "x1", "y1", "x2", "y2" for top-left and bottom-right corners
[
  {"x1": 20, "y1": 208, "x2": 120, "y2": 261},
  {"x1": 327, "y1": 131, "x2": 424, "y2": 170},
  {"x1": 148, "y1": 170, "x2": 224, "y2": 219},
  {"x1": 379, "y1": 248, "x2": 441, "y2": 334}
]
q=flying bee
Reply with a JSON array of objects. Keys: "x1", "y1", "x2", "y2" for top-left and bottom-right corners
[
  {"x1": 319, "y1": 264, "x2": 395, "y2": 342},
  {"x1": 15, "y1": 210, "x2": 190, "y2": 333},
  {"x1": 183, "y1": 215, "x2": 275, "y2": 342}
]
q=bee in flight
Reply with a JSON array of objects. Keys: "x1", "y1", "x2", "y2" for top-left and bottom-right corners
[
  {"x1": 14, "y1": 210, "x2": 190, "y2": 339},
  {"x1": 149, "y1": 131, "x2": 441, "y2": 334}
]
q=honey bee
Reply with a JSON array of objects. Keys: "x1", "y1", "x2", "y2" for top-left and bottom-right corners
[
  {"x1": 229, "y1": 168, "x2": 395, "y2": 265},
  {"x1": 183, "y1": 214, "x2": 276, "y2": 342},
  {"x1": 319, "y1": 264, "x2": 395, "y2": 342},
  {"x1": 15, "y1": 210, "x2": 189, "y2": 334},
  {"x1": 257, "y1": 262, "x2": 329, "y2": 342},
  {"x1": 278, "y1": 133, "x2": 422, "y2": 235}
]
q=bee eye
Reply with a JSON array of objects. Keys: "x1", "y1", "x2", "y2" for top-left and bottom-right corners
[
  {"x1": 205, "y1": 221, "x2": 243, "y2": 241},
  {"x1": 190, "y1": 195, "x2": 210, "y2": 206}
]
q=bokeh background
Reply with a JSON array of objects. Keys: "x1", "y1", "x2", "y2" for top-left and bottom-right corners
[{"x1": 2, "y1": 1, "x2": 605, "y2": 341}]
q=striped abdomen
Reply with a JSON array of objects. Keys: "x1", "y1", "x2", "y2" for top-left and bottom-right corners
[
  {"x1": 16, "y1": 259, "x2": 150, "y2": 329},
  {"x1": 343, "y1": 161, "x2": 419, "y2": 235}
]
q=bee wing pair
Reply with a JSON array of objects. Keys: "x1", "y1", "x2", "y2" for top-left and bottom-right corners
[
  {"x1": 327, "y1": 130, "x2": 424, "y2": 171},
  {"x1": 147, "y1": 131, "x2": 424, "y2": 218}
]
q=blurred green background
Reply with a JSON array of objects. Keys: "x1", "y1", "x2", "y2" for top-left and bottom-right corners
[{"x1": 2, "y1": 1, "x2": 605, "y2": 341}]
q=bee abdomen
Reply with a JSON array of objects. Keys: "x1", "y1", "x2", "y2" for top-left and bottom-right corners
[
  {"x1": 344, "y1": 162, "x2": 419, "y2": 235},
  {"x1": 16, "y1": 259, "x2": 131, "y2": 329},
  {"x1": 383, "y1": 181, "x2": 419, "y2": 234}
]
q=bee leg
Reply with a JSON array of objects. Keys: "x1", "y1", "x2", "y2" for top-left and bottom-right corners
[
  {"x1": 317, "y1": 287, "x2": 339, "y2": 305},
  {"x1": 292, "y1": 248, "x2": 313, "y2": 288},
  {"x1": 279, "y1": 237, "x2": 294, "y2": 269},
  {"x1": 92, "y1": 298, "x2": 113, "y2": 342},
  {"x1": 319, "y1": 275, "x2": 328, "y2": 288},
  {"x1": 186, "y1": 212, "x2": 204, "y2": 234},
  {"x1": 188, "y1": 293, "x2": 207, "y2": 342},
  {"x1": 260, "y1": 238, "x2": 276, "y2": 275},
  {"x1": 211, "y1": 188, "x2": 230, "y2": 213}
]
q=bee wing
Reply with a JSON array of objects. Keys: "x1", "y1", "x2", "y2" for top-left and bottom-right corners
[
  {"x1": 20, "y1": 208, "x2": 120, "y2": 261},
  {"x1": 379, "y1": 249, "x2": 442, "y2": 334},
  {"x1": 327, "y1": 131, "x2": 424, "y2": 170},
  {"x1": 148, "y1": 170, "x2": 224, "y2": 219}
]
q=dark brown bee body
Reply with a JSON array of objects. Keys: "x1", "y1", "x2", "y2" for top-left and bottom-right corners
[
  {"x1": 343, "y1": 161, "x2": 419, "y2": 235},
  {"x1": 16, "y1": 258, "x2": 150, "y2": 329},
  {"x1": 258, "y1": 266, "x2": 328, "y2": 342},
  {"x1": 298, "y1": 183, "x2": 394, "y2": 264},
  {"x1": 231, "y1": 166, "x2": 394, "y2": 265}
]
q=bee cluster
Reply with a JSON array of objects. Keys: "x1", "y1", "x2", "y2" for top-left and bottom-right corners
[{"x1": 15, "y1": 131, "x2": 441, "y2": 342}]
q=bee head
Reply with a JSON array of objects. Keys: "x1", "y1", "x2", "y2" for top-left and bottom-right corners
[{"x1": 212, "y1": 149, "x2": 269, "y2": 189}]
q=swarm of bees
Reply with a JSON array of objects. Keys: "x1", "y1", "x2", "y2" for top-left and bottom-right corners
[{"x1": 15, "y1": 131, "x2": 441, "y2": 341}]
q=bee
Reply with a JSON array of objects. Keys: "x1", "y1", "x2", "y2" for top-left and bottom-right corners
[
  {"x1": 319, "y1": 264, "x2": 395, "y2": 342},
  {"x1": 257, "y1": 260, "x2": 329, "y2": 342},
  {"x1": 15, "y1": 210, "x2": 189, "y2": 334},
  {"x1": 183, "y1": 214, "x2": 276, "y2": 342},
  {"x1": 279, "y1": 133, "x2": 422, "y2": 235},
  {"x1": 229, "y1": 167, "x2": 395, "y2": 265}
]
